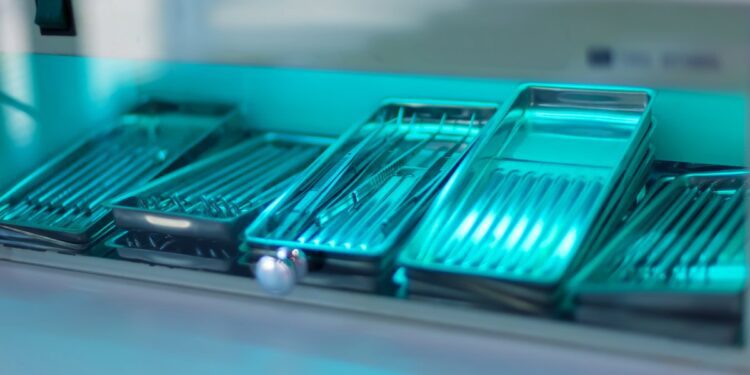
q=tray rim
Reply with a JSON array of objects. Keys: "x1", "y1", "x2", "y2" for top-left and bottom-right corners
[
  {"x1": 243, "y1": 97, "x2": 504, "y2": 258},
  {"x1": 568, "y1": 169, "x2": 748, "y2": 296},
  {"x1": 0, "y1": 100, "x2": 241, "y2": 240},
  {"x1": 106, "y1": 131, "x2": 334, "y2": 241},
  {"x1": 398, "y1": 83, "x2": 656, "y2": 284}
]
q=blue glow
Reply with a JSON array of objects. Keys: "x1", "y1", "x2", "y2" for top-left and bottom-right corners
[
  {"x1": 506, "y1": 216, "x2": 528, "y2": 249},
  {"x1": 471, "y1": 213, "x2": 495, "y2": 244},
  {"x1": 539, "y1": 225, "x2": 559, "y2": 248},
  {"x1": 555, "y1": 229, "x2": 578, "y2": 258},
  {"x1": 521, "y1": 221, "x2": 543, "y2": 251},
  {"x1": 492, "y1": 215, "x2": 512, "y2": 240},
  {"x1": 455, "y1": 210, "x2": 478, "y2": 239},
  {"x1": 392, "y1": 267, "x2": 408, "y2": 286},
  {"x1": 531, "y1": 109, "x2": 640, "y2": 125}
]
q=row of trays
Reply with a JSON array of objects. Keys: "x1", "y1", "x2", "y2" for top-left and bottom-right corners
[
  {"x1": 1, "y1": 84, "x2": 745, "y2": 346},
  {"x1": 0, "y1": 100, "x2": 245, "y2": 252}
]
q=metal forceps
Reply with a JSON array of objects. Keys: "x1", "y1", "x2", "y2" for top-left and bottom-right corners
[
  {"x1": 271, "y1": 115, "x2": 392, "y2": 237},
  {"x1": 380, "y1": 113, "x2": 476, "y2": 235},
  {"x1": 314, "y1": 113, "x2": 444, "y2": 227}
]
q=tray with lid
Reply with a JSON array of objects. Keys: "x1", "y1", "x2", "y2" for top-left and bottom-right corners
[
  {"x1": 570, "y1": 170, "x2": 747, "y2": 317},
  {"x1": 398, "y1": 84, "x2": 655, "y2": 312},
  {"x1": 243, "y1": 99, "x2": 500, "y2": 293},
  {"x1": 0, "y1": 100, "x2": 239, "y2": 245},
  {"x1": 108, "y1": 132, "x2": 332, "y2": 242}
]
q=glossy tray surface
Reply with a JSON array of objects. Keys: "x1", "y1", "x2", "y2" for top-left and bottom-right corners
[
  {"x1": 245, "y1": 99, "x2": 499, "y2": 258},
  {"x1": 108, "y1": 132, "x2": 330, "y2": 242},
  {"x1": 0, "y1": 100, "x2": 237, "y2": 243},
  {"x1": 572, "y1": 171, "x2": 747, "y2": 296},
  {"x1": 400, "y1": 85, "x2": 654, "y2": 285}
]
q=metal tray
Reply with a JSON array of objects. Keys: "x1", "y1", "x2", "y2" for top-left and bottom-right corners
[
  {"x1": 108, "y1": 132, "x2": 331, "y2": 242},
  {"x1": 404, "y1": 138, "x2": 655, "y2": 311},
  {"x1": 569, "y1": 171, "x2": 747, "y2": 317},
  {"x1": 245, "y1": 99, "x2": 500, "y2": 263},
  {"x1": 0, "y1": 100, "x2": 239, "y2": 244},
  {"x1": 108, "y1": 231, "x2": 236, "y2": 272},
  {"x1": 399, "y1": 84, "x2": 655, "y2": 288}
]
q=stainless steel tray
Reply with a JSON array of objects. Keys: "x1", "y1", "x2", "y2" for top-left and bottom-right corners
[
  {"x1": 400, "y1": 84, "x2": 655, "y2": 291},
  {"x1": 404, "y1": 140, "x2": 655, "y2": 313},
  {"x1": 108, "y1": 132, "x2": 331, "y2": 242},
  {"x1": 245, "y1": 99, "x2": 500, "y2": 264},
  {"x1": 0, "y1": 100, "x2": 239, "y2": 244},
  {"x1": 570, "y1": 170, "x2": 747, "y2": 317}
]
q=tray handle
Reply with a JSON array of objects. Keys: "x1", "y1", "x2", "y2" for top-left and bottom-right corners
[{"x1": 254, "y1": 247, "x2": 308, "y2": 295}]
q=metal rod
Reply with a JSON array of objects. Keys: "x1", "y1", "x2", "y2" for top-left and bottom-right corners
[
  {"x1": 24, "y1": 141, "x2": 112, "y2": 204},
  {"x1": 229, "y1": 146, "x2": 320, "y2": 203},
  {"x1": 219, "y1": 146, "x2": 312, "y2": 202},
  {"x1": 42, "y1": 145, "x2": 134, "y2": 207},
  {"x1": 176, "y1": 146, "x2": 285, "y2": 198}
]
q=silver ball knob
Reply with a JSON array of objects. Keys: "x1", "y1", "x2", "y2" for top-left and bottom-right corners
[{"x1": 255, "y1": 248, "x2": 308, "y2": 296}]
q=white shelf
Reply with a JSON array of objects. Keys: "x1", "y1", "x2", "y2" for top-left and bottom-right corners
[{"x1": 0, "y1": 246, "x2": 746, "y2": 373}]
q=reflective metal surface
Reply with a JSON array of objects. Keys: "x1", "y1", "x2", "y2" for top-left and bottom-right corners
[
  {"x1": 108, "y1": 132, "x2": 331, "y2": 242},
  {"x1": 0, "y1": 100, "x2": 237, "y2": 249},
  {"x1": 570, "y1": 171, "x2": 747, "y2": 345},
  {"x1": 246, "y1": 100, "x2": 498, "y2": 258},
  {"x1": 255, "y1": 247, "x2": 308, "y2": 295},
  {"x1": 400, "y1": 85, "x2": 654, "y2": 312}
]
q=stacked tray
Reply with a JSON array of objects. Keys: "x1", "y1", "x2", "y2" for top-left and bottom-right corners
[
  {"x1": 243, "y1": 99, "x2": 501, "y2": 294},
  {"x1": 570, "y1": 171, "x2": 746, "y2": 345},
  {"x1": 0, "y1": 100, "x2": 239, "y2": 253},
  {"x1": 107, "y1": 132, "x2": 331, "y2": 270},
  {"x1": 399, "y1": 84, "x2": 655, "y2": 314}
]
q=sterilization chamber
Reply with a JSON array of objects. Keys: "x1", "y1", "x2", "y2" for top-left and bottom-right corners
[{"x1": 0, "y1": 1, "x2": 748, "y2": 373}]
